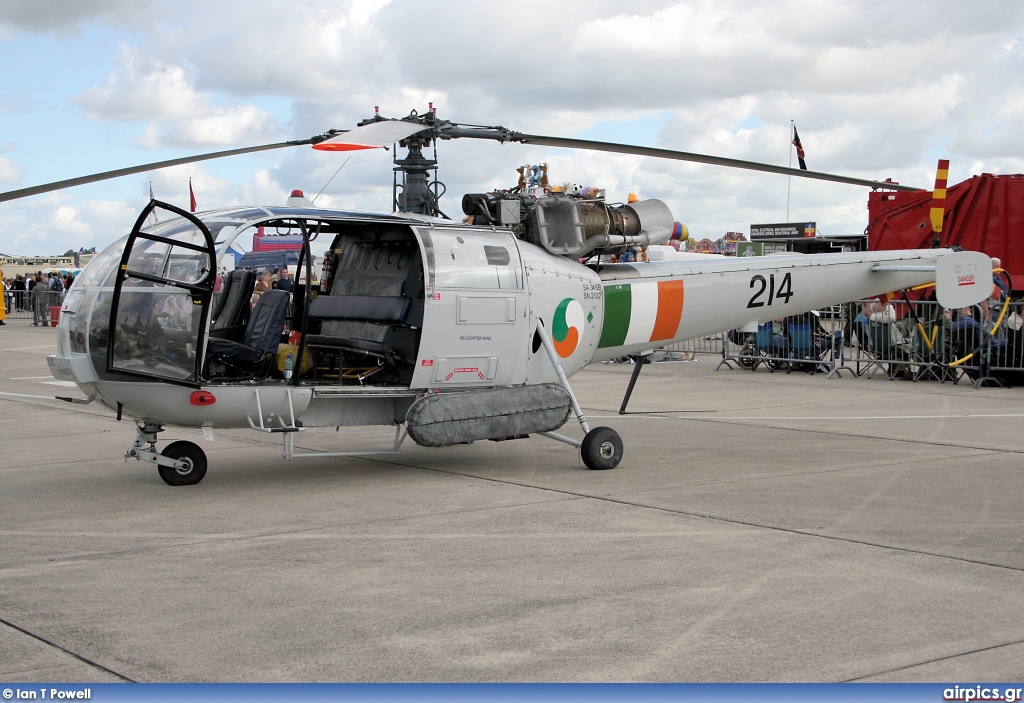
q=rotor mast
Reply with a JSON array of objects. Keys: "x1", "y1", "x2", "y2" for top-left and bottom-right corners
[
  {"x1": 393, "y1": 134, "x2": 441, "y2": 216},
  {"x1": 354, "y1": 106, "x2": 447, "y2": 217}
]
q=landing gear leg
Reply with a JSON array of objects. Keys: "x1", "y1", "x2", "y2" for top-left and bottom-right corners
[
  {"x1": 534, "y1": 321, "x2": 625, "y2": 470},
  {"x1": 125, "y1": 423, "x2": 208, "y2": 486},
  {"x1": 618, "y1": 354, "x2": 650, "y2": 414}
]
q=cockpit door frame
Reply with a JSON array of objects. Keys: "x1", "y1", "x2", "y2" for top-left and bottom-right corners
[{"x1": 107, "y1": 200, "x2": 216, "y2": 388}]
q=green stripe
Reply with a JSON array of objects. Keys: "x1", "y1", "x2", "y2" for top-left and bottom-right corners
[
  {"x1": 552, "y1": 298, "x2": 571, "y2": 343},
  {"x1": 598, "y1": 284, "x2": 631, "y2": 348}
]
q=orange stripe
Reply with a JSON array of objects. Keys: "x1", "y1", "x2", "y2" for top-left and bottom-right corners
[
  {"x1": 312, "y1": 143, "x2": 382, "y2": 152},
  {"x1": 651, "y1": 279, "x2": 684, "y2": 341},
  {"x1": 552, "y1": 327, "x2": 579, "y2": 358}
]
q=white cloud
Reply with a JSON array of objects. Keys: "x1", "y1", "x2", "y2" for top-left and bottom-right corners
[
  {"x1": 0, "y1": 192, "x2": 137, "y2": 256},
  {"x1": 0, "y1": 155, "x2": 23, "y2": 185},
  {"x1": 140, "y1": 104, "x2": 281, "y2": 149},
  {"x1": 77, "y1": 46, "x2": 206, "y2": 121},
  {"x1": 0, "y1": 0, "x2": 157, "y2": 32},
  {"x1": 76, "y1": 45, "x2": 283, "y2": 149}
]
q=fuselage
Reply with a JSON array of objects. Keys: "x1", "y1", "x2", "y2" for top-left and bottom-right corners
[{"x1": 47, "y1": 204, "x2": 953, "y2": 430}]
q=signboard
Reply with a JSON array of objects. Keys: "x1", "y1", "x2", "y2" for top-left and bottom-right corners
[
  {"x1": 750, "y1": 222, "x2": 816, "y2": 239},
  {"x1": 0, "y1": 256, "x2": 77, "y2": 277},
  {"x1": 1, "y1": 256, "x2": 75, "y2": 267},
  {"x1": 736, "y1": 241, "x2": 789, "y2": 257}
]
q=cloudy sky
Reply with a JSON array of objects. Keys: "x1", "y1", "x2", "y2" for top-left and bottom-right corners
[{"x1": 1, "y1": 0, "x2": 1023, "y2": 256}]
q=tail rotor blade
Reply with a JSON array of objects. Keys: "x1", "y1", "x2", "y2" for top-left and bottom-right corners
[{"x1": 929, "y1": 159, "x2": 950, "y2": 233}]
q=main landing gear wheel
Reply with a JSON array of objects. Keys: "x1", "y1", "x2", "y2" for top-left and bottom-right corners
[
  {"x1": 738, "y1": 344, "x2": 759, "y2": 371},
  {"x1": 158, "y1": 441, "x2": 208, "y2": 486},
  {"x1": 581, "y1": 426, "x2": 623, "y2": 470}
]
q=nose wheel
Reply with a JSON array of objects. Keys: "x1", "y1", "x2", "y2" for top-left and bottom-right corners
[
  {"x1": 126, "y1": 424, "x2": 209, "y2": 486},
  {"x1": 581, "y1": 426, "x2": 623, "y2": 470},
  {"x1": 158, "y1": 440, "x2": 208, "y2": 486}
]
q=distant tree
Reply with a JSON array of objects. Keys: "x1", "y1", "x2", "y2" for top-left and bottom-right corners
[{"x1": 62, "y1": 249, "x2": 75, "y2": 257}]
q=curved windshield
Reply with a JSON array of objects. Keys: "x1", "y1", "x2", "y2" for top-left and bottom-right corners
[{"x1": 78, "y1": 237, "x2": 127, "y2": 289}]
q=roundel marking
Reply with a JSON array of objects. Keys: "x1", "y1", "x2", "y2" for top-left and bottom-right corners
[{"x1": 552, "y1": 298, "x2": 585, "y2": 358}]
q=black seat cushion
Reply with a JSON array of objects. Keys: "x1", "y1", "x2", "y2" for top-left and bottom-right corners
[
  {"x1": 211, "y1": 269, "x2": 255, "y2": 331},
  {"x1": 208, "y1": 290, "x2": 288, "y2": 364},
  {"x1": 307, "y1": 295, "x2": 410, "y2": 324}
]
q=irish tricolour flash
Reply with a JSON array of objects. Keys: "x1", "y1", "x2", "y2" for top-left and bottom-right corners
[{"x1": 553, "y1": 298, "x2": 585, "y2": 358}]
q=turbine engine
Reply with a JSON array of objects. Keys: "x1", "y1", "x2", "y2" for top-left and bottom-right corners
[{"x1": 462, "y1": 192, "x2": 681, "y2": 259}]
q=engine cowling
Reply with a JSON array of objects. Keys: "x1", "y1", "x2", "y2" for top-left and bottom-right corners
[{"x1": 462, "y1": 192, "x2": 680, "y2": 258}]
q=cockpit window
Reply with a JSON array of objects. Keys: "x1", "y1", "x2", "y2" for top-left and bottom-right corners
[{"x1": 125, "y1": 228, "x2": 210, "y2": 286}]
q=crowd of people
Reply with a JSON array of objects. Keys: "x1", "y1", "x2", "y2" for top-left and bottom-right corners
[
  {"x1": 1, "y1": 264, "x2": 298, "y2": 327},
  {"x1": 1, "y1": 270, "x2": 76, "y2": 326},
  {"x1": 246, "y1": 266, "x2": 294, "y2": 307}
]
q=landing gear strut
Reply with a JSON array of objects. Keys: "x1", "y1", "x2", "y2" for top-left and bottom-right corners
[
  {"x1": 125, "y1": 423, "x2": 209, "y2": 486},
  {"x1": 534, "y1": 321, "x2": 625, "y2": 470}
]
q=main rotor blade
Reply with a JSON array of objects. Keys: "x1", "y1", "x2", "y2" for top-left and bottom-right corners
[
  {"x1": 313, "y1": 120, "x2": 431, "y2": 151},
  {"x1": 509, "y1": 133, "x2": 924, "y2": 192},
  {"x1": 0, "y1": 139, "x2": 314, "y2": 204}
]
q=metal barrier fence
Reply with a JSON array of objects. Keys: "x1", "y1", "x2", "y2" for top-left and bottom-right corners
[
  {"x1": 715, "y1": 299, "x2": 1024, "y2": 388},
  {"x1": 4, "y1": 289, "x2": 66, "y2": 324},
  {"x1": 650, "y1": 333, "x2": 725, "y2": 362}
]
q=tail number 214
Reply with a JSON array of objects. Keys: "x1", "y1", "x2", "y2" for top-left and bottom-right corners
[{"x1": 747, "y1": 272, "x2": 794, "y2": 308}]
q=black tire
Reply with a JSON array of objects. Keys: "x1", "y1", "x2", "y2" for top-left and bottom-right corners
[
  {"x1": 581, "y1": 426, "x2": 624, "y2": 470},
  {"x1": 158, "y1": 441, "x2": 208, "y2": 486},
  {"x1": 738, "y1": 344, "x2": 759, "y2": 370}
]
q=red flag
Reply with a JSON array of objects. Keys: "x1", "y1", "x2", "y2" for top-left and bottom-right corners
[{"x1": 189, "y1": 178, "x2": 197, "y2": 212}]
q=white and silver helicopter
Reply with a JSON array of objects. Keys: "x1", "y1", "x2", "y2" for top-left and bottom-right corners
[{"x1": 0, "y1": 108, "x2": 992, "y2": 485}]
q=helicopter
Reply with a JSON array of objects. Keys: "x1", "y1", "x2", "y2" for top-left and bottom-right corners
[{"x1": 1, "y1": 106, "x2": 992, "y2": 485}]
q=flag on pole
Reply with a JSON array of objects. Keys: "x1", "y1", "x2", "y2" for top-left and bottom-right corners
[
  {"x1": 792, "y1": 125, "x2": 807, "y2": 170},
  {"x1": 189, "y1": 178, "x2": 197, "y2": 212}
]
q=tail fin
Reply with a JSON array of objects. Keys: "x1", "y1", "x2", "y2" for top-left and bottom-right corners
[{"x1": 929, "y1": 159, "x2": 950, "y2": 237}]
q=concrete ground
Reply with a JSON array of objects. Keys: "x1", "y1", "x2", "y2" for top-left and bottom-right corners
[{"x1": 1, "y1": 318, "x2": 1022, "y2": 683}]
